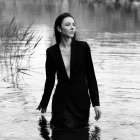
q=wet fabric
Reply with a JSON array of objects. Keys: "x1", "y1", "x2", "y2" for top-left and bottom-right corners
[{"x1": 50, "y1": 100, "x2": 90, "y2": 129}]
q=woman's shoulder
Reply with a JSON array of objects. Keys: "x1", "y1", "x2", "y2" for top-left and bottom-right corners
[
  {"x1": 75, "y1": 40, "x2": 90, "y2": 49},
  {"x1": 75, "y1": 40, "x2": 87, "y2": 45},
  {"x1": 46, "y1": 43, "x2": 58, "y2": 53}
]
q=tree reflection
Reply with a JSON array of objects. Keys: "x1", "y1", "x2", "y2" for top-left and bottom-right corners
[{"x1": 38, "y1": 115, "x2": 101, "y2": 140}]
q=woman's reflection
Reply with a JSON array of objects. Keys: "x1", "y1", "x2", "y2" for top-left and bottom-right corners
[
  {"x1": 38, "y1": 115, "x2": 101, "y2": 140},
  {"x1": 38, "y1": 115, "x2": 50, "y2": 140}
]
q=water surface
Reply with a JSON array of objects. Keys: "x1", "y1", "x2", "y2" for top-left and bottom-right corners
[{"x1": 0, "y1": 0, "x2": 140, "y2": 140}]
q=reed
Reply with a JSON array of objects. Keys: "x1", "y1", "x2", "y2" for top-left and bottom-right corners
[{"x1": 0, "y1": 16, "x2": 42, "y2": 88}]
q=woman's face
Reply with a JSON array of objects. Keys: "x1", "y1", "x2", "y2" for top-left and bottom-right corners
[{"x1": 59, "y1": 17, "x2": 76, "y2": 38}]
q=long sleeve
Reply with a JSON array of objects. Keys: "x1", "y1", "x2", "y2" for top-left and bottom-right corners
[
  {"x1": 85, "y1": 42, "x2": 100, "y2": 107},
  {"x1": 39, "y1": 49, "x2": 56, "y2": 108}
]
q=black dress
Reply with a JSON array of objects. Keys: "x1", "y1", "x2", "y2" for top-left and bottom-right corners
[
  {"x1": 50, "y1": 96, "x2": 90, "y2": 129},
  {"x1": 39, "y1": 40, "x2": 100, "y2": 129}
]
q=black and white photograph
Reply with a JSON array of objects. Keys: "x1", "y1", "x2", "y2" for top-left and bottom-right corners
[{"x1": 0, "y1": 0, "x2": 140, "y2": 140}]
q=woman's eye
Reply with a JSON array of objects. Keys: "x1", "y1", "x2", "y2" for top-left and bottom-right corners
[
  {"x1": 65, "y1": 23, "x2": 70, "y2": 26},
  {"x1": 73, "y1": 23, "x2": 76, "y2": 26},
  {"x1": 65, "y1": 23, "x2": 75, "y2": 26}
]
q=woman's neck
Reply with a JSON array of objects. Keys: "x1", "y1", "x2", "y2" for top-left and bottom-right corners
[{"x1": 60, "y1": 37, "x2": 72, "y2": 49}]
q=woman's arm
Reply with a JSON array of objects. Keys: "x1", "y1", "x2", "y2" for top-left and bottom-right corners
[
  {"x1": 37, "y1": 49, "x2": 56, "y2": 113},
  {"x1": 85, "y1": 42, "x2": 101, "y2": 120},
  {"x1": 85, "y1": 42, "x2": 100, "y2": 107}
]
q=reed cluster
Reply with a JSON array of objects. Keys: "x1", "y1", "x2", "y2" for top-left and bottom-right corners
[{"x1": 0, "y1": 17, "x2": 42, "y2": 88}]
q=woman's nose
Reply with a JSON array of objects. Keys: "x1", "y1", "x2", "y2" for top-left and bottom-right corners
[{"x1": 70, "y1": 25, "x2": 75, "y2": 30}]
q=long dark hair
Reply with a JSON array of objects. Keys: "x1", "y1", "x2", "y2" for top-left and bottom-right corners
[{"x1": 54, "y1": 13, "x2": 76, "y2": 44}]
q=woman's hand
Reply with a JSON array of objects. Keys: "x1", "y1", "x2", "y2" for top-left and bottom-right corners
[
  {"x1": 94, "y1": 106, "x2": 102, "y2": 121},
  {"x1": 36, "y1": 105, "x2": 47, "y2": 113}
]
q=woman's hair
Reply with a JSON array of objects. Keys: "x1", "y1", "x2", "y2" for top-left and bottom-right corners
[{"x1": 54, "y1": 13, "x2": 76, "y2": 44}]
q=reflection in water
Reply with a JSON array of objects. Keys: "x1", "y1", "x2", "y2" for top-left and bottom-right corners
[
  {"x1": 38, "y1": 115, "x2": 101, "y2": 140},
  {"x1": 38, "y1": 115, "x2": 50, "y2": 140},
  {"x1": 0, "y1": 0, "x2": 140, "y2": 32},
  {"x1": 89, "y1": 126, "x2": 101, "y2": 140}
]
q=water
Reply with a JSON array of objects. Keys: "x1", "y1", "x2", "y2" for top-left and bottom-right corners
[{"x1": 0, "y1": 0, "x2": 140, "y2": 140}]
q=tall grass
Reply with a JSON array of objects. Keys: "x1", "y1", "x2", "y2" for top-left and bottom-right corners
[{"x1": 0, "y1": 17, "x2": 42, "y2": 88}]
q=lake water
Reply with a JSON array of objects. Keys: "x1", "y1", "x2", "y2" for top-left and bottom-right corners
[{"x1": 0, "y1": 0, "x2": 140, "y2": 140}]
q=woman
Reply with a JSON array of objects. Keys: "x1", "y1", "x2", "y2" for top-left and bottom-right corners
[{"x1": 37, "y1": 13, "x2": 101, "y2": 129}]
